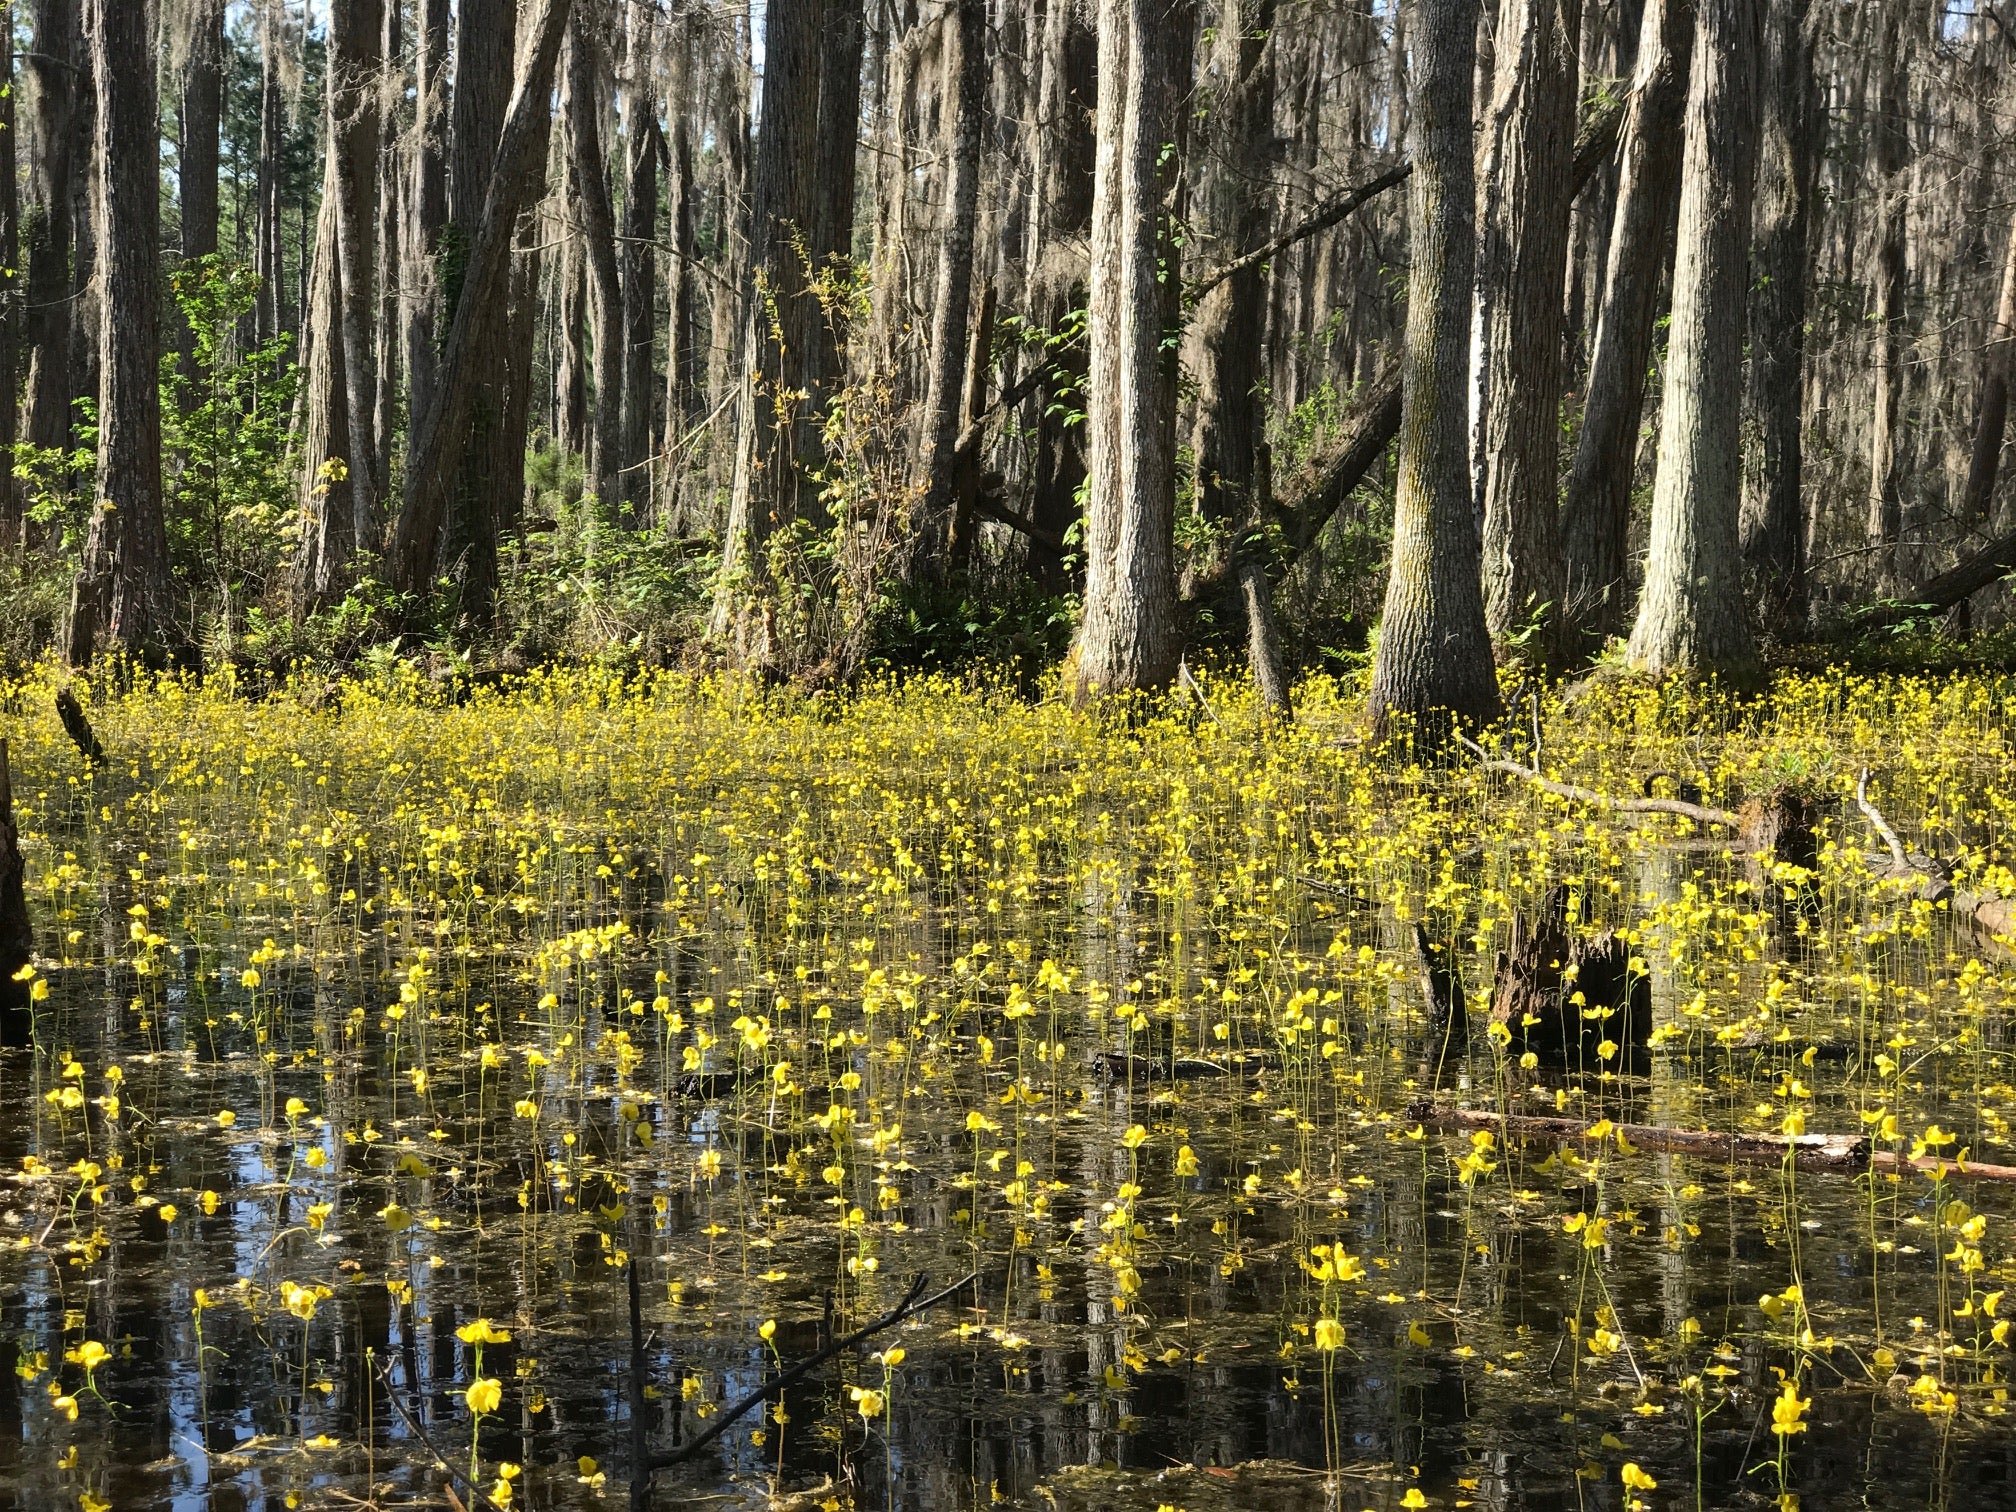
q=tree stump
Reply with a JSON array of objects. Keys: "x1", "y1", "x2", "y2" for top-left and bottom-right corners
[
  {"x1": 0, "y1": 739, "x2": 34, "y2": 1045},
  {"x1": 1492, "y1": 883, "x2": 1649, "y2": 1068}
]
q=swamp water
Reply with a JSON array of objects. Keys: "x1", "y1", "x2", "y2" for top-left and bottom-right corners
[{"x1": 1, "y1": 668, "x2": 2015, "y2": 1512}]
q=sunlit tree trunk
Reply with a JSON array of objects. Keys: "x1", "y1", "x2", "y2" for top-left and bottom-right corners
[
  {"x1": 1624, "y1": 0, "x2": 1760, "y2": 681},
  {"x1": 567, "y1": 17, "x2": 623, "y2": 509},
  {"x1": 67, "y1": 0, "x2": 170, "y2": 666},
  {"x1": 620, "y1": 0, "x2": 661, "y2": 519},
  {"x1": 1368, "y1": 0, "x2": 1501, "y2": 746},
  {"x1": 1068, "y1": 0, "x2": 1196, "y2": 701},
  {"x1": 24, "y1": 0, "x2": 80, "y2": 454},
  {"x1": 1476, "y1": 0, "x2": 1580, "y2": 663},
  {"x1": 1560, "y1": 0, "x2": 1691, "y2": 642}
]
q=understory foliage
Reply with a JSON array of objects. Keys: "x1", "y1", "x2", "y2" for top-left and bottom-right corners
[{"x1": 3, "y1": 663, "x2": 2016, "y2": 1507}]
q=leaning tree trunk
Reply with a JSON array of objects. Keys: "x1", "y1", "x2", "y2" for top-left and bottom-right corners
[
  {"x1": 1624, "y1": 0, "x2": 1761, "y2": 682},
  {"x1": 67, "y1": 0, "x2": 171, "y2": 666},
  {"x1": 913, "y1": 0, "x2": 986, "y2": 584},
  {"x1": 392, "y1": 0, "x2": 575, "y2": 599},
  {"x1": 1959, "y1": 197, "x2": 2016, "y2": 528},
  {"x1": 1476, "y1": 0, "x2": 1580, "y2": 664},
  {"x1": 1367, "y1": 0, "x2": 1501, "y2": 748},
  {"x1": 1739, "y1": 0, "x2": 1819, "y2": 633},
  {"x1": 619, "y1": 0, "x2": 661, "y2": 519},
  {"x1": 708, "y1": 0, "x2": 828, "y2": 640},
  {"x1": 1188, "y1": 0, "x2": 1285, "y2": 711},
  {"x1": 1068, "y1": 0, "x2": 1196, "y2": 701},
  {"x1": 568, "y1": 17, "x2": 624, "y2": 510},
  {"x1": 23, "y1": 0, "x2": 79, "y2": 455},
  {"x1": 1560, "y1": 0, "x2": 1691, "y2": 643}
]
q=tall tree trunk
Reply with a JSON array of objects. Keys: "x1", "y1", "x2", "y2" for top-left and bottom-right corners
[
  {"x1": 557, "y1": 233, "x2": 588, "y2": 456},
  {"x1": 23, "y1": 0, "x2": 79, "y2": 454},
  {"x1": 68, "y1": 0, "x2": 171, "y2": 666},
  {"x1": 1024, "y1": 0, "x2": 1096, "y2": 591},
  {"x1": 374, "y1": 0, "x2": 404, "y2": 484},
  {"x1": 568, "y1": 17, "x2": 624, "y2": 508},
  {"x1": 1864, "y1": 2, "x2": 1908, "y2": 556},
  {"x1": 660, "y1": 7, "x2": 700, "y2": 516},
  {"x1": 256, "y1": 3, "x2": 289, "y2": 342},
  {"x1": 1739, "y1": 0, "x2": 1818, "y2": 632},
  {"x1": 708, "y1": 0, "x2": 828, "y2": 639},
  {"x1": 404, "y1": 0, "x2": 452, "y2": 474},
  {"x1": 1959, "y1": 200, "x2": 2016, "y2": 527},
  {"x1": 392, "y1": 0, "x2": 575, "y2": 600},
  {"x1": 179, "y1": 0, "x2": 224, "y2": 264},
  {"x1": 1560, "y1": 0, "x2": 1692, "y2": 642},
  {"x1": 1368, "y1": 0, "x2": 1500, "y2": 746},
  {"x1": 619, "y1": 0, "x2": 661, "y2": 518},
  {"x1": 1476, "y1": 0, "x2": 1581, "y2": 661},
  {"x1": 913, "y1": 0, "x2": 986, "y2": 582},
  {"x1": 1624, "y1": 0, "x2": 1760, "y2": 681},
  {"x1": 1067, "y1": 0, "x2": 1195, "y2": 701},
  {"x1": 296, "y1": 187, "x2": 355, "y2": 607},
  {"x1": 1188, "y1": 0, "x2": 1283, "y2": 710},
  {"x1": 0, "y1": 13, "x2": 19, "y2": 541},
  {"x1": 331, "y1": 0, "x2": 385, "y2": 549},
  {"x1": 811, "y1": 0, "x2": 866, "y2": 393}
]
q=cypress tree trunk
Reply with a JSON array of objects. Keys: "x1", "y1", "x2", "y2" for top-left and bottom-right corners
[
  {"x1": 393, "y1": 0, "x2": 575, "y2": 601},
  {"x1": 404, "y1": 0, "x2": 452, "y2": 475},
  {"x1": 373, "y1": 0, "x2": 403, "y2": 484},
  {"x1": 256, "y1": 4, "x2": 289, "y2": 342},
  {"x1": 23, "y1": 0, "x2": 79, "y2": 455},
  {"x1": 1739, "y1": 0, "x2": 1818, "y2": 632},
  {"x1": 1367, "y1": 0, "x2": 1501, "y2": 747},
  {"x1": 331, "y1": 0, "x2": 384, "y2": 546},
  {"x1": 1560, "y1": 0, "x2": 1692, "y2": 642},
  {"x1": 296, "y1": 185, "x2": 355, "y2": 607},
  {"x1": 913, "y1": 0, "x2": 986, "y2": 582},
  {"x1": 811, "y1": 0, "x2": 865, "y2": 394},
  {"x1": 619, "y1": 0, "x2": 661, "y2": 519},
  {"x1": 1476, "y1": 0, "x2": 1580, "y2": 662},
  {"x1": 1624, "y1": 0, "x2": 1760, "y2": 682},
  {"x1": 1025, "y1": 0, "x2": 1095, "y2": 591},
  {"x1": 1959, "y1": 201, "x2": 2016, "y2": 528},
  {"x1": 1188, "y1": 0, "x2": 1284, "y2": 710},
  {"x1": 0, "y1": 15, "x2": 17, "y2": 541},
  {"x1": 709, "y1": 0, "x2": 827, "y2": 639},
  {"x1": 67, "y1": 0, "x2": 171, "y2": 666},
  {"x1": 1067, "y1": 0, "x2": 1195, "y2": 701},
  {"x1": 660, "y1": 8, "x2": 700, "y2": 518},
  {"x1": 568, "y1": 18, "x2": 624, "y2": 509},
  {"x1": 1864, "y1": 3, "x2": 1908, "y2": 561}
]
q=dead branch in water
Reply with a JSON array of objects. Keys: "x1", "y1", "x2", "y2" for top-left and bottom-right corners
[
  {"x1": 1419, "y1": 1105, "x2": 2016, "y2": 1182},
  {"x1": 1856, "y1": 768, "x2": 2016, "y2": 952},
  {"x1": 1455, "y1": 736, "x2": 1745, "y2": 829}
]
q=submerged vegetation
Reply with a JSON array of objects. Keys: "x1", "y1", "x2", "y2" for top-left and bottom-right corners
[{"x1": 0, "y1": 664, "x2": 2014, "y2": 1509}]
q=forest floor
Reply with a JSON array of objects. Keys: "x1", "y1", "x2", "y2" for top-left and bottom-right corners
[{"x1": 1, "y1": 662, "x2": 2013, "y2": 1511}]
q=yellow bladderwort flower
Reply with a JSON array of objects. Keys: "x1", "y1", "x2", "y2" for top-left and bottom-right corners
[
  {"x1": 456, "y1": 1319, "x2": 513, "y2": 1346},
  {"x1": 465, "y1": 1377, "x2": 503, "y2": 1415},
  {"x1": 1120, "y1": 1124, "x2": 1148, "y2": 1150},
  {"x1": 1770, "y1": 1380, "x2": 1810, "y2": 1436},
  {"x1": 1313, "y1": 1318, "x2": 1345, "y2": 1351},
  {"x1": 214, "y1": 1109, "x2": 236, "y2": 1128}
]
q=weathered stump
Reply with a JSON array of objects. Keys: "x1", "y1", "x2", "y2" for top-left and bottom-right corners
[{"x1": 1492, "y1": 884, "x2": 1649, "y2": 1069}]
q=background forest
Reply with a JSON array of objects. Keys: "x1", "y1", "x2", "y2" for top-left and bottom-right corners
[{"x1": 3, "y1": 0, "x2": 2016, "y2": 705}]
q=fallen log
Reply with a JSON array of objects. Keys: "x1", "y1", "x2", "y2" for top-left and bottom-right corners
[
  {"x1": 1419, "y1": 1105, "x2": 2016, "y2": 1182},
  {"x1": 1855, "y1": 769, "x2": 2016, "y2": 952}
]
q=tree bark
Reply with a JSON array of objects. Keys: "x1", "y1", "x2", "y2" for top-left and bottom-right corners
[
  {"x1": 913, "y1": 0, "x2": 986, "y2": 582},
  {"x1": 659, "y1": 6, "x2": 700, "y2": 520},
  {"x1": 1476, "y1": 0, "x2": 1580, "y2": 662},
  {"x1": 709, "y1": 0, "x2": 828, "y2": 638},
  {"x1": 67, "y1": 0, "x2": 171, "y2": 666},
  {"x1": 619, "y1": 0, "x2": 661, "y2": 519},
  {"x1": 1865, "y1": 2, "x2": 1908, "y2": 557},
  {"x1": 1067, "y1": 0, "x2": 1196, "y2": 700},
  {"x1": 332, "y1": 0, "x2": 384, "y2": 552},
  {"x1": 811, "y1": 0, "x2": 866, "y2": 396},
  {"x1": 1959, "y1": 197, "x2": 2016, "y2": 526},
  {"x1": 23, "y1": 0, "x2": 79, "y2": 454},
  {"x1": 1624, "y1": 0, "x2": 1760, "y2": 682},
  {"x1": 1188, "y1": 0, "x2": 1282, "y2": 708},
  {"x1": 392, "y1": 0, "x2": 575, "y2": 600},
  {"x1": 296, "y1": 184, "x2": 355, "y2": 608},
  {"x1": 567, "y1": 16, "x2": 624, "y2": 509},
  {"x1": 1367, "y1": 0, "x2": 1501, "y2": 747},
  {"x1": 404, "y1": 0, "x2": 452, "y2": 476},
  {"x1": 1024, "y1": 0, "x2": 1096, "y2": 591},
  {"x1": 179, "y1": 0, "x2": 224, "y2": 264},
  {"x1": 373, "y1": 0, "x2": 404, "y2": 485},
  {"x1": 1560, "y1": 0, "x2": 1692, "y2": 643},
  {"x1": 256, "y1": 3, "x2": 289, "y2": 343},
  {"x1": 1739, "y1": 0, "x2": 1819, "y2": 632},
  {"x1": 0, "y1": 14, "x2": 19, "y2": 541}
]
